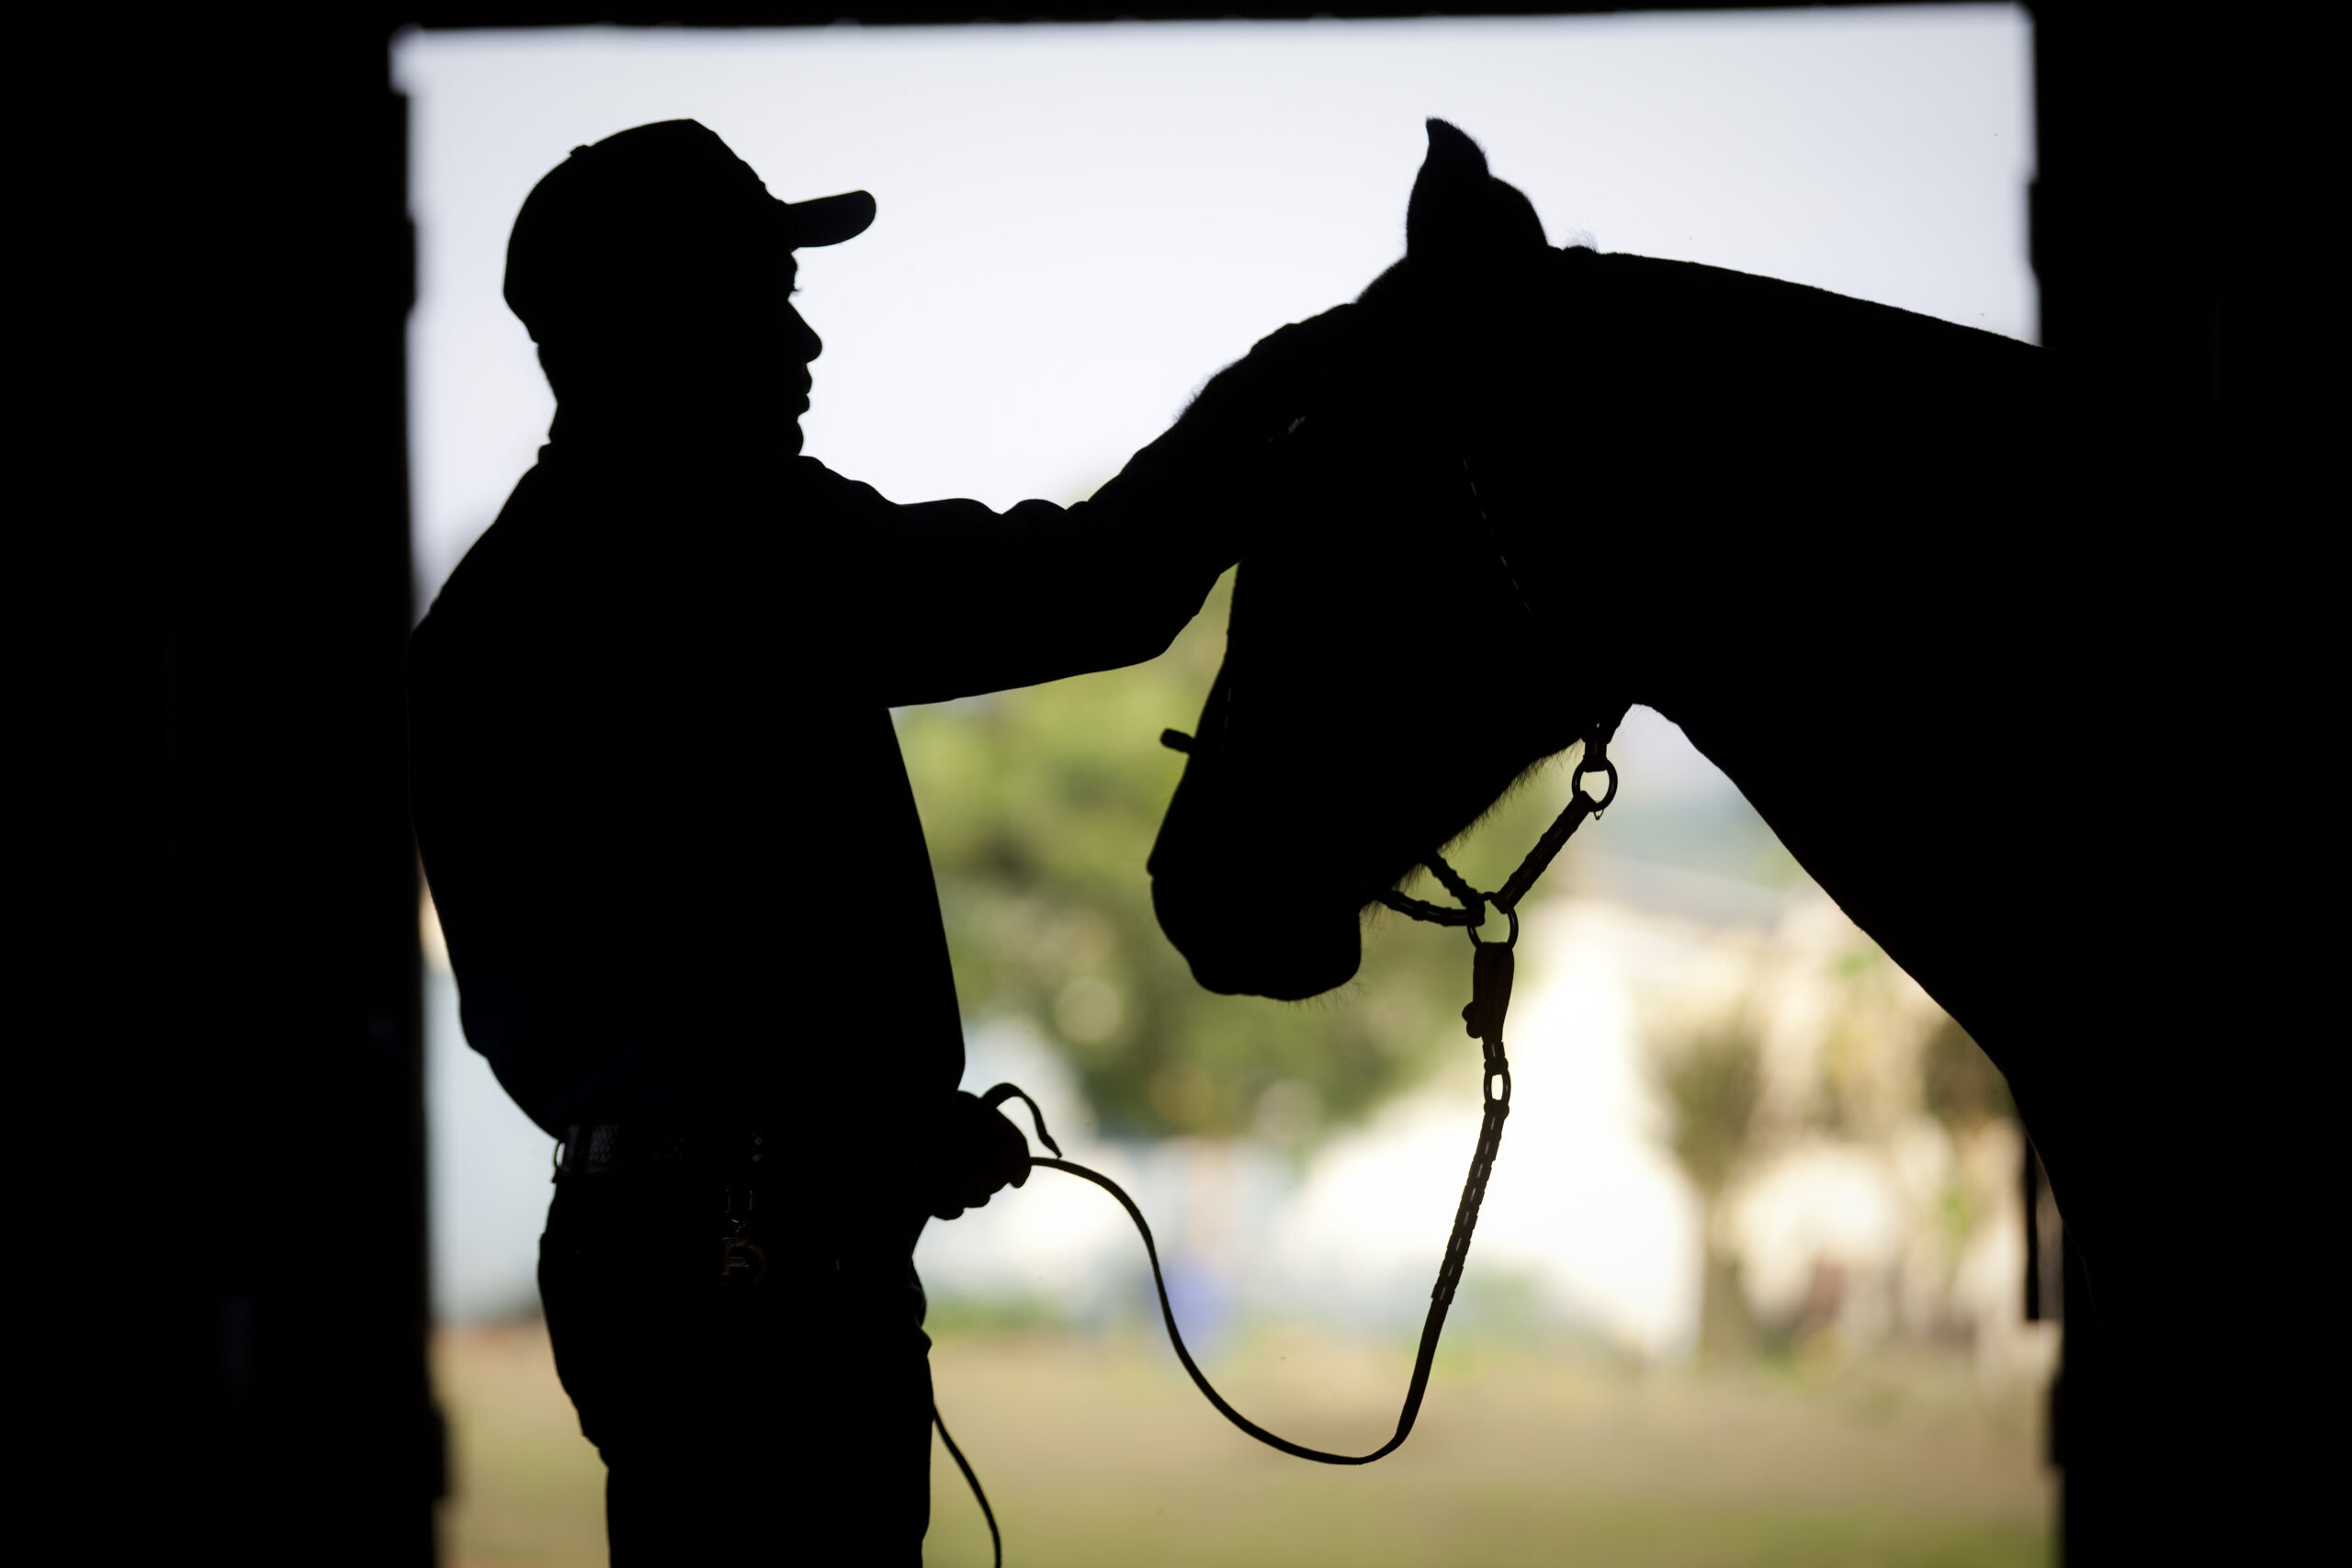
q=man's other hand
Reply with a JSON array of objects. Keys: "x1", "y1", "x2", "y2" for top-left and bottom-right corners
[{"x1": 923, "y1": 1090, "x2": 1033, "y2": 1221}]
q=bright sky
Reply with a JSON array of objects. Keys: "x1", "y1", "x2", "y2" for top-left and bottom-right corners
[{"x1": 396, "y1": 9, "x2": 2033, "y2": 605}]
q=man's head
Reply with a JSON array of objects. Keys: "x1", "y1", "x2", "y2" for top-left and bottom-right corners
[{"x1": 505, "y1": 121, "x2": 872, "y2": 433}]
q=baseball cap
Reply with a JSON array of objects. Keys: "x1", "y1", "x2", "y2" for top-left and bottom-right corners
[{"x1": 504, "y1": 119, "x2": 875, "y2": 344}]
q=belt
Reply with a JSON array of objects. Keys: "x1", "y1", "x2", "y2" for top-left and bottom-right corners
[{"x1": 555, "y1": 1122, "x2": 769, "y2": 1179}]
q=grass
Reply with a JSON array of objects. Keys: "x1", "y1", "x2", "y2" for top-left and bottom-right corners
[{"x1": 435, "y1": 1320, "x2": 2051, "y2": 1567}]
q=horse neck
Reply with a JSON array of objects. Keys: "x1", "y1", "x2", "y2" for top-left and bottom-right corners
[{"x1": 1506, "y1": 254, "x2": 2078, "y2": 747}]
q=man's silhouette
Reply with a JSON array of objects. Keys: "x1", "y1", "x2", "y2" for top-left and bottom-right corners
[{"x1": 408, "y1": 120, "x2": 1353, "y2": 1562}]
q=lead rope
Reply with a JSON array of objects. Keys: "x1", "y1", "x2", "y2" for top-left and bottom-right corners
[
  {"x1": 929, "y1": 1403, "x2": 1000, "y2": 1567},
  {"x1": 936, "y1": 719, "x2": 1624, "y2": 1562}
]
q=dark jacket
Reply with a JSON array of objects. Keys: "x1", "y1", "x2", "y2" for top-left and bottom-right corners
[{"x1": 409, "y1": 373, "x2": 1291, "y2": 1150}]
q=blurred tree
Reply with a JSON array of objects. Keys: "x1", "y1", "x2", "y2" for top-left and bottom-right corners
[
  {"x1": 1651, "y1": 1015, "x2": 1764, "y2": 1361},
  {"x1": 1917, "y1": 1011, "x2": 2020, "y2": 1325},
  {"x1": 896, "y1": 570, "x2": 1575, "y2": 1144},
  {"x1": 1809, "y1": 942, "x2": 1924, "y2": 1139},
  {"x1": 1921, "y1": 1014, "x2": 2014, "y2": 1130}
]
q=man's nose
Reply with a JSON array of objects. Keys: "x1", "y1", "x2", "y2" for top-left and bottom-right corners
[{"x1": 786, "y1": 303, "x2": 822, "y2": 364}]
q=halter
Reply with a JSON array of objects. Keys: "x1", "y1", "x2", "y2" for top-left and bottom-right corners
[
  {"x1": 933, "y1": 730, "x2": 1626, "y2": 1567},
  {"x1": 939, "y1": 448, "x2": 1626, "y2": 1563},
  {"x1": 1372, "y1": 737, "x2": 1621, "y2": 936}
]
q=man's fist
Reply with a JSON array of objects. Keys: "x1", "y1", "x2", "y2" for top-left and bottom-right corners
[{"x1": 921, "y1": 1090, "x2": 1033, "y2": 1222}]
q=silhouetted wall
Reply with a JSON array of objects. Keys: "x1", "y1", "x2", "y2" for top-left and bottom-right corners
[
  {"x1": 125, "y1": 6, "x2": 2254, "y2": 1562},
  {"x1": 135, "y1": 16, "x2": 433, "y2": 1563}
]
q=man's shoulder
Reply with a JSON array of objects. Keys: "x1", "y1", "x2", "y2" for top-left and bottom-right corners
[{"x1": 413, "y1": 457, "x2": 575, "y2": 666}]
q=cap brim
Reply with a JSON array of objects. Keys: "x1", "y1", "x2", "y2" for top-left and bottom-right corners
[{"x1": 776, "y1": 190, "x2": 876, "y2": 249}]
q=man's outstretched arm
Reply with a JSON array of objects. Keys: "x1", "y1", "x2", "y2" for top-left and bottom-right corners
[{"x1": 816, "y1": 306, "x2": 1364, "y2": 706}]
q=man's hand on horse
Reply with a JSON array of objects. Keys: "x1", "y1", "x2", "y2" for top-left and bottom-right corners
[
  {"x1": 1191, "y1": 302, "x2": 1371, "y2": 435},
  {"x1": 922, "y1": 1089, "x2": 1035, "y2": 1221}
]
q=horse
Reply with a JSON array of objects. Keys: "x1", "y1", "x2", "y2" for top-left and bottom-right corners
[{"x1": 1148, "y1": 121, "x2": 2270, "y2": 1555}]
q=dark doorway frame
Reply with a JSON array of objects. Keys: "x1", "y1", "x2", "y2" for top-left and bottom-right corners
[{"x1": 128, "y1": 6, "x2": 2239, "y2": 1561}]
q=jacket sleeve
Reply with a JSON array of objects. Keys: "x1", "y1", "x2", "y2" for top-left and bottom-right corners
[
  {"x1": 804, "y1": 435, "x2": 1234, "y2": 707},
  {"x1": 812, "y1": 310, "x2": 1355, "y2": 707}
]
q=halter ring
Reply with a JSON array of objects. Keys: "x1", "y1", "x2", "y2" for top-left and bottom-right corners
[
  {"x1": 1465, "y1": 903, "x2": 1520, "y2": 950},
  {"x1": 1572, "y1": 754, "x2": 1619, "y2": 813}
]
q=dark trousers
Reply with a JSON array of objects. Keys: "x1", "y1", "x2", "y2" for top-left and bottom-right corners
[{"x1": 538, "y1": 1172, "x2": 934, "y2": 1564}]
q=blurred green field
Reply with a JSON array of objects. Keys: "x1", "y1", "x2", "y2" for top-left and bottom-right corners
[{"x1": 435, "y1": 1321, "x2": 2051, "y2": 1567}]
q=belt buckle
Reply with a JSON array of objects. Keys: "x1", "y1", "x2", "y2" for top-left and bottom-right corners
[
  {"x1": 719, "y1": 1232, "x2": 769, "y2": 1281},
  {"x1": 719, "y1": 1184, "x2": 768, "y2": 1282}
]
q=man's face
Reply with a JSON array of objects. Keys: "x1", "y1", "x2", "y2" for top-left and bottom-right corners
[
  {"x1": 756, "y1": 238, "x2": 823, "y2": 420},
  {"x1": 543, "y1": 219, "x2": 824, "y2": 437}
]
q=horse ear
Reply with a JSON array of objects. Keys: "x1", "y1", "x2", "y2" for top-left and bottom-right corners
[{"x1": 1405, "y1": 118, "x2": 1548, "y2": 266}]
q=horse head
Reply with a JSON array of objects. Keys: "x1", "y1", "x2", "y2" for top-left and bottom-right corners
[{"x1": 1148, "y1": 121, "x2": 1614, "y2": 1000}]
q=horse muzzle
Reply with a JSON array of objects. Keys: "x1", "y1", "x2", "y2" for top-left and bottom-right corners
[{"x1": 1150, "y1": 867, "x2": 1363, "y2": 1001}]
